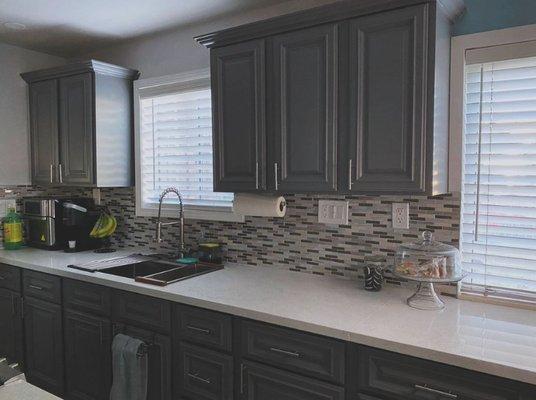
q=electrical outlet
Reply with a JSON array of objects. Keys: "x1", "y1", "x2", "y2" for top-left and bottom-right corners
[
  {"x1": 92, "y1": 188, "x2": 101, "y2": 206},
  {"x1": 392, "y1": 203, "x2": 409, "y2": 229},
  {"x1": 318, "y1": 200, "x2": 349, "y2": 225}
]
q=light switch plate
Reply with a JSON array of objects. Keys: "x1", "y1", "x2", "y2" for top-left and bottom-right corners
[
  {"x1": 318, "y1": 200, "x2": 349, "y2": 225},
  {"x1": 392, "y1": 203, "x2": 409, "y2": 229}
]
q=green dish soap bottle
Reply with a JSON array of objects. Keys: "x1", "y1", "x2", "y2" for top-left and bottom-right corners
[{"x1": 3, "y1": 207, "x2": 23, "y2": 250}]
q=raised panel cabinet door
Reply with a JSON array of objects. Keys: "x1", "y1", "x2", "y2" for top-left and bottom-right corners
[
  {"x1": 241, "y1": 361, "x2": 344, "y2": 400},
  {"x1": 211, "y1": 39, "x2": 266, "y2": 192},
  {"x1": 64, "y1": 310, "x2": 112, "y2": 400},
  {"x1": 23, "y1": 297, "x2": 64, "y2": 396},
  {"x1": 0, "y1": 288, "x2": 23, "y2": 366},
  {"x1": 112, "y1": 323, "x2": 172, "y2": 400},
  {"x1": 59, "y1": 72, "x2": 94, "y2": 185},
  {"x1": 269, "y1": 23, "x2": 338, "y2": 192},
  {"x1": 347, "y1": 4, "x2": 428, "y2": 193},
  {"x1": 29, "y1": 80, "x2": 59, "y2": 185}
]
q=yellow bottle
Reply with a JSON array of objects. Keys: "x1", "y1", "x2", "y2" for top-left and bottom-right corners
[{"x1": 3, "y1": 207, "x2": 23, "y2": 250}]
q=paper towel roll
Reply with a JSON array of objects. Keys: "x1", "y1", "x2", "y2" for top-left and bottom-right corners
[{"x1": 234, "y1": 194, "x2": 286, "y2": 217}]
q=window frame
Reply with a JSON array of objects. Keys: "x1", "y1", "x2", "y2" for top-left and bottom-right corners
[
  {"x1": 133, "y1": 69, "x2": 244, "y2": 222},
  {"x1": 449, "y1": 24, "x2": 536, "y2": 308}
]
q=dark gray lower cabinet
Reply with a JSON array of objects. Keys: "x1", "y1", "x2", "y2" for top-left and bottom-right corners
[
  {"x1": 176, "y1": 342, "x2": 233, "y2": 400},
  {"x1": 355, "y1": 346, "x2": 530, "y2": 400},
  {"x1": 113, "y1": 323, "x2": 172, "y2": 400},
  {"x1": 23, "y1": 296, "x2": 64, "y2": 396},
  {"x1": 241, "y1": 360, "x2": 345, "y2": 400},
  {"x1": 64, "y1": 309, "x2": 112, "y2": 400},
  {"x1": 0, "y1": 288, "x2": 23, "y2": 365}
]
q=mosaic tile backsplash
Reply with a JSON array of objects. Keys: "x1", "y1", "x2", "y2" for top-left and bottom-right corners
[{"x1": 0, "y1": 185, "x2": 460, "y2": 280}]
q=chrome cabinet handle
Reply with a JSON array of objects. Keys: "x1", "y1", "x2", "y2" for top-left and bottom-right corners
[
  {"x1": 58, "y1": 164, "x2": 63, "y2": 183},
  {"x1": 28, "y1": 284, "x2": 44, "y2": 291},
  {"x1": 415, "y1": 384, "x2": 458, "y2": 399},
  {"x1": 348, "y1": 159, "x2": 353, "y2": 190},
  {"x1": 11, "y1": 294, "x2": 16, "y2": 315},
  {"x1": 186, "y1": 324, "x2": 211, "y2": 335},
  {"x1": 255, "y1": 162, "x2": 259, "y2": 190},
  {"x1": 188, "y1": 372, "x2": 211, "y2": 385},
  {"x1": 269, "y1": 347, "x2": 300, "y2": 358},
  {"x1": 20, "y1": 298, "x2": 24, "y2": 320},
  {"x1": 50, "y1": 164, "x2": 54, "y2": 183},
  {"x1": 274, "y1": 163, "x2": 279, "y2": 191},
  {"x1": 240, "y1": 363, "x2": 245, "y2": 394}
]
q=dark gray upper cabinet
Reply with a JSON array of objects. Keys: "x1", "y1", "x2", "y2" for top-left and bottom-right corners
[
  {"x1": 29, "y1": 80, "x2": 59, "y2": 185},
  {"x1": 21, "y1": 60, "x2": 139, "y2": 187},
  {"x1": 59, "y1": 73, "x2": 94, "y2": 185},
  {"x1": 212, "y1": 40, "x2": 266, "y2": 192},
  {"x1": 269, "y1": 24, "x2": 338, "y2": 192},
  {"x1": 346, "y1": 4, "x2": 427, "y2": 193},
  {"x1": 198, "y1": 0, "x2": 462, "y2": 194}
]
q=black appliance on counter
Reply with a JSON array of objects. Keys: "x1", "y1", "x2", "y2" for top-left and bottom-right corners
[{"x1": 23, "y1": 197, "x2": 101, "y2": 252}]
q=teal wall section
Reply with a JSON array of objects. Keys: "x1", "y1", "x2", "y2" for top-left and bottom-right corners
[{"x1": 454, "y1": 0, "x2": 536, "y2": 36}]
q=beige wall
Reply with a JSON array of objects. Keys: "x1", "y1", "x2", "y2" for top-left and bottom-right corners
[
  {"x1": 84, "y1": 0, "x2": 339, "y2": 78},
  {"x1": 0, "y1": 43, "x2": 64, "y2": 185}
]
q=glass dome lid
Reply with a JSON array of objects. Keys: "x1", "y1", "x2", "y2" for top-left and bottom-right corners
[{"x1": 398, "y1": 230, "x2": 459, "y2": 256}]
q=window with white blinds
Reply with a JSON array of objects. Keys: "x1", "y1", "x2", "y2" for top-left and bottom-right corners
[
  {"x1": 461, "y1": 55, "x2": 536, "y2": 301},
  {"x1": 135, "y1": 71, "x2": 237, "y2": 221}
]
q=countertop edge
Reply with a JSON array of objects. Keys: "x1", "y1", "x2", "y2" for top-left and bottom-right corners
[{"x1": 2, "y1": 253, "x2": 535, "y2": 387}]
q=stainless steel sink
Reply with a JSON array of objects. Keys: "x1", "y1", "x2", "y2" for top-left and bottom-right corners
[{"x1": 99, "y1": 259, "x2": 223, "y2": 286}]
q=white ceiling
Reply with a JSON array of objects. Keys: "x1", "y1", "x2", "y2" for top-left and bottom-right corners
[{"x1": 0, "y1": 0, "x2": 290, "y2": 57}]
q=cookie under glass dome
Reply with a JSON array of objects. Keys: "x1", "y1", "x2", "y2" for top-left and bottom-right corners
[{"x1": 393, "y1": 231, "x2": 465, "y2": 310}]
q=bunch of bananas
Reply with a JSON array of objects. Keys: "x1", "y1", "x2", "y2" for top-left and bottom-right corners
[{"x1": 90, "y1": 212, "x2": 117, "y2": 239}]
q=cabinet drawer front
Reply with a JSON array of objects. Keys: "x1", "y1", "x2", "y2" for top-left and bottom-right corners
[
  {"x1": 0, "y1": 263, "x2": 21, "y2": 292},
  {"x1": 357, "y1": 346, "x2": 523, "y2": 400},
  {"x1": 240, "y1": 320, "x2": 345, "y2": 384},
  {"x1": 176, "y1": 342, "x2": 233, "y2": 400},
  {"x1": 23, "y1": 270, "x2": 61, "y2": 304},
  {"x1": 175, "y1": 304, "x2": 232, "y2": 352},
  {"x1": 112, "y1": 290, "x2": 171, "y2": 333},
  {"x1": 242, "y1": 360, "x2": 344, "y2": 400},
  {"x1": 64, "y1": 279, "x2": 111, "y2": 316}
]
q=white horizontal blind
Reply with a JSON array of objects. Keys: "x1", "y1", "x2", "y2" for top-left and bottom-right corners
[
  {"x1": 139, "y1": 87, "x2": 233, "y2": 209},
  {"x1": 461, "y1": 56, "x2": 536, "y2": 300}
]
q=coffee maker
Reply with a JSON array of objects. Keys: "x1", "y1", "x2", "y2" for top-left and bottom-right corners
[{"x1": 23, "y1": 197, "x2": 102, "y2": 252}]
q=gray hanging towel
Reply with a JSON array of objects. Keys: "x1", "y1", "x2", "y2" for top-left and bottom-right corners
[{"x1": 110, "y1": 333, "x2": 148, "y2": 400}]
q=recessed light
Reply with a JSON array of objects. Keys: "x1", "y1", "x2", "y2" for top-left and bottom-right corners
[{"x1": 3, "y1": 22, "x2": 26, "y2": 30}]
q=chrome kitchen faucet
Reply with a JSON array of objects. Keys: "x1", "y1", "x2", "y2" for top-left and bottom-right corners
[{"x1": 155, "y1": 187, "x2": 186, "y2": 259}]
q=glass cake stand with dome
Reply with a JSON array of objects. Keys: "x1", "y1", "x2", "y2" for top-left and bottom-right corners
[{"x1": 393, "y1": 231, "x2": 466, "y2": 310}]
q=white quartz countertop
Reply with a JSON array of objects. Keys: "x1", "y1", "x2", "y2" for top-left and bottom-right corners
[{"x1": 1, "y1": 248, "x2": 535, "y2": 386}]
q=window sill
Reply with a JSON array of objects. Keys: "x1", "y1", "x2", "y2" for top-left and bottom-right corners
[{"x1": 136, "y1": 204, "x2": 245, "y2": 223}]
